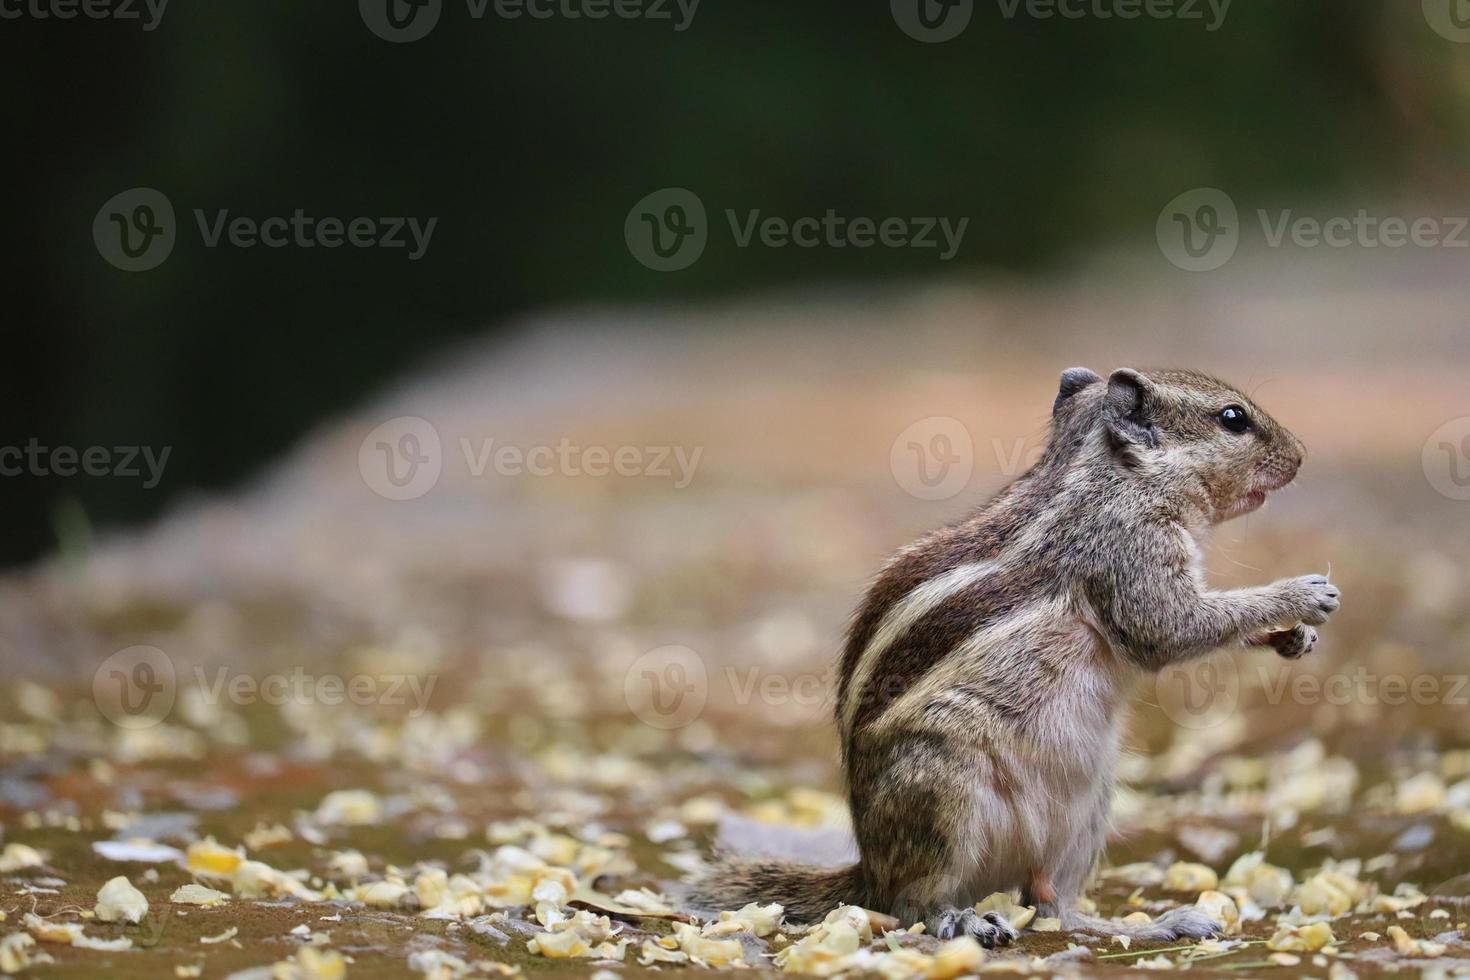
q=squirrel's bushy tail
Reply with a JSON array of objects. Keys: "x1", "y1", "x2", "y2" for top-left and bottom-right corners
[{"x1": 684, "y1": 859, "x2": 865, "y2": 923}]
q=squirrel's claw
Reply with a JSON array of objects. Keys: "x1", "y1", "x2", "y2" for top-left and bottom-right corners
[{"x1": 930, "y1": 908, "x2": 1017, "y2": 947}]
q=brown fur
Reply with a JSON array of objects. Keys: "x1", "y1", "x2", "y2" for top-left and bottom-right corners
[{"x1": 688, "y1": 367, "x2": 1340, "y2": 944}]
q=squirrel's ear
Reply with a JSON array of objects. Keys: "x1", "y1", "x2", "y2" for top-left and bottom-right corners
[
  {"x1": 1053, "y1": 367, "x2": 1101, "y2": 415},
  {"x1": 1104, "y1": 368, "x2": 1158, "y2": 451}
]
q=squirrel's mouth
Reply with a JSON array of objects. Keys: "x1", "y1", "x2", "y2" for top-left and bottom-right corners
[
  {"x1": 1223, "y1": 478, "x2": 1281, "y2": 517},
  {"x1": 1223, "y1": 490, "x2": 1270, "y2": 520},
  {"x1": 1229, "y1": 468, "x2": 1292, "y2": 518}
]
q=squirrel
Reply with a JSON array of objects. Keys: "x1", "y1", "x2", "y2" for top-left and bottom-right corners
[{"x1": 688, "y1": 367, "x2": 1341, "y2": 945}]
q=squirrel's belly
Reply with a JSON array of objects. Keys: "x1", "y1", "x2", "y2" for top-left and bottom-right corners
[
  {"x1": 960, "y1": 727, "x2": 1120, "y2": 892},
  {"x1": 867, "y1": 596, "x2": 1130, "y2": 743}
]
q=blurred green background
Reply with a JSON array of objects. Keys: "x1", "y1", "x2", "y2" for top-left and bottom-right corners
[{"x1": 4, "y1": 0, "x2": 1467, "y2": 565}]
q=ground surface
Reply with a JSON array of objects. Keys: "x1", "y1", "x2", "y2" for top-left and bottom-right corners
[{"x1": 2, "y1": 254, "x2": 1470, "y2": 977}]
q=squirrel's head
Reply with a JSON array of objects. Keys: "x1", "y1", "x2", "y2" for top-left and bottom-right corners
[{"x1": 1052, "y1": 366, "x2": 1305, "y2": 524}]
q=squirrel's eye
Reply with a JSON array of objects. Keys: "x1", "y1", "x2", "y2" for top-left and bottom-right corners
[{"x1": 1217, "y1": 405, "x2": 1251, "y2": 434}]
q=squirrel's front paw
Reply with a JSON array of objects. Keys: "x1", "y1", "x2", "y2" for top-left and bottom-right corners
[
  {"x1": 1263, "y1": 624, "x2": 1318, "y2": 660},
  {"x1": 1277, "y1": 574, "x2": 1340, "y2": 626}
]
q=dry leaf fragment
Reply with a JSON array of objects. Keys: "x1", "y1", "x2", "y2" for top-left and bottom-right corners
[
  {"x1": 1163, "y1": 862, "x2": 1219, "y2": 893},
  {"x1": 271, "y1": 947, "x2": 348, "y2": 980},
  {"x1": 23, "y1": 914, "x2": 83, "y2": 944},
  {"x1": 244, "y1": 823, "x2": 295, "y2": 850},
  {"x1": 638, "y1": 939, "x2": 690, "y2": 965},
  {"x1": 1386, "y1": 925, "x2": 1446, "y2": 957},
  {"x1": 973, "y1": 892, "x2": 1036, "y2": 930},
  {"x1": 187, "y1": 838, "x2": 244, "y2": 878},
  {"x1": 708, "y1": 902, "x2": 783, "y2": 938},
  {"x1": 357, "y1": 880, "x2": 410, "y2": 908},
  {"x1": 96, "y1": 876, "x2": 149, "y2": 924},
  {"x1": 171, "y1": 883, "x2": 230, "y2": 906},
  {"x1": 1395, "y1": 773, "x2": 1446, "y2": 814},
  {"x1": 327, "y1": 850, "x2": 369, "y2": 879},
  {"x1": 315, "y1": 790, "x2": 382, "y2": 827},
  {"x1": 93, "y1": 840, "x2": 185, "y2": 864},
  {"x1": 73, "y1": 935, "x2": 134, "y2": 952},
  {"x1": 672, "y1": 922, "x2": 746, "y2": 967},
  {"x1": 1223, "y1": 852, "x2": 1294, "y2": 906},
  {"x1": 1195, "y1": 891, "x2": 1240, "y2": 935},
  {"x1": 0, "y1": 933, "x2": 50, "y2": 974},
  {"x1": 1267, "y1": 921, "x2": 1335, "y2": 952},
  {"x1": 0, "y1": 844, "x2": 45, "y2": 874}
]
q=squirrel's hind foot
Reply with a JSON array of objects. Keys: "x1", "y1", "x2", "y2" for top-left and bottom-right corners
[{"x1": 930, "y1": 908, "x2": 1017, "y2": 947}]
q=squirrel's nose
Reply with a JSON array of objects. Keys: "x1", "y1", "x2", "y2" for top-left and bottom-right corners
[
  {"x1": 1288, "y1": 432, "x2": 1307, "y2": 470},
  {"x1": 1280, "y1": 438, "x2": 1305, "y2": 484}
]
